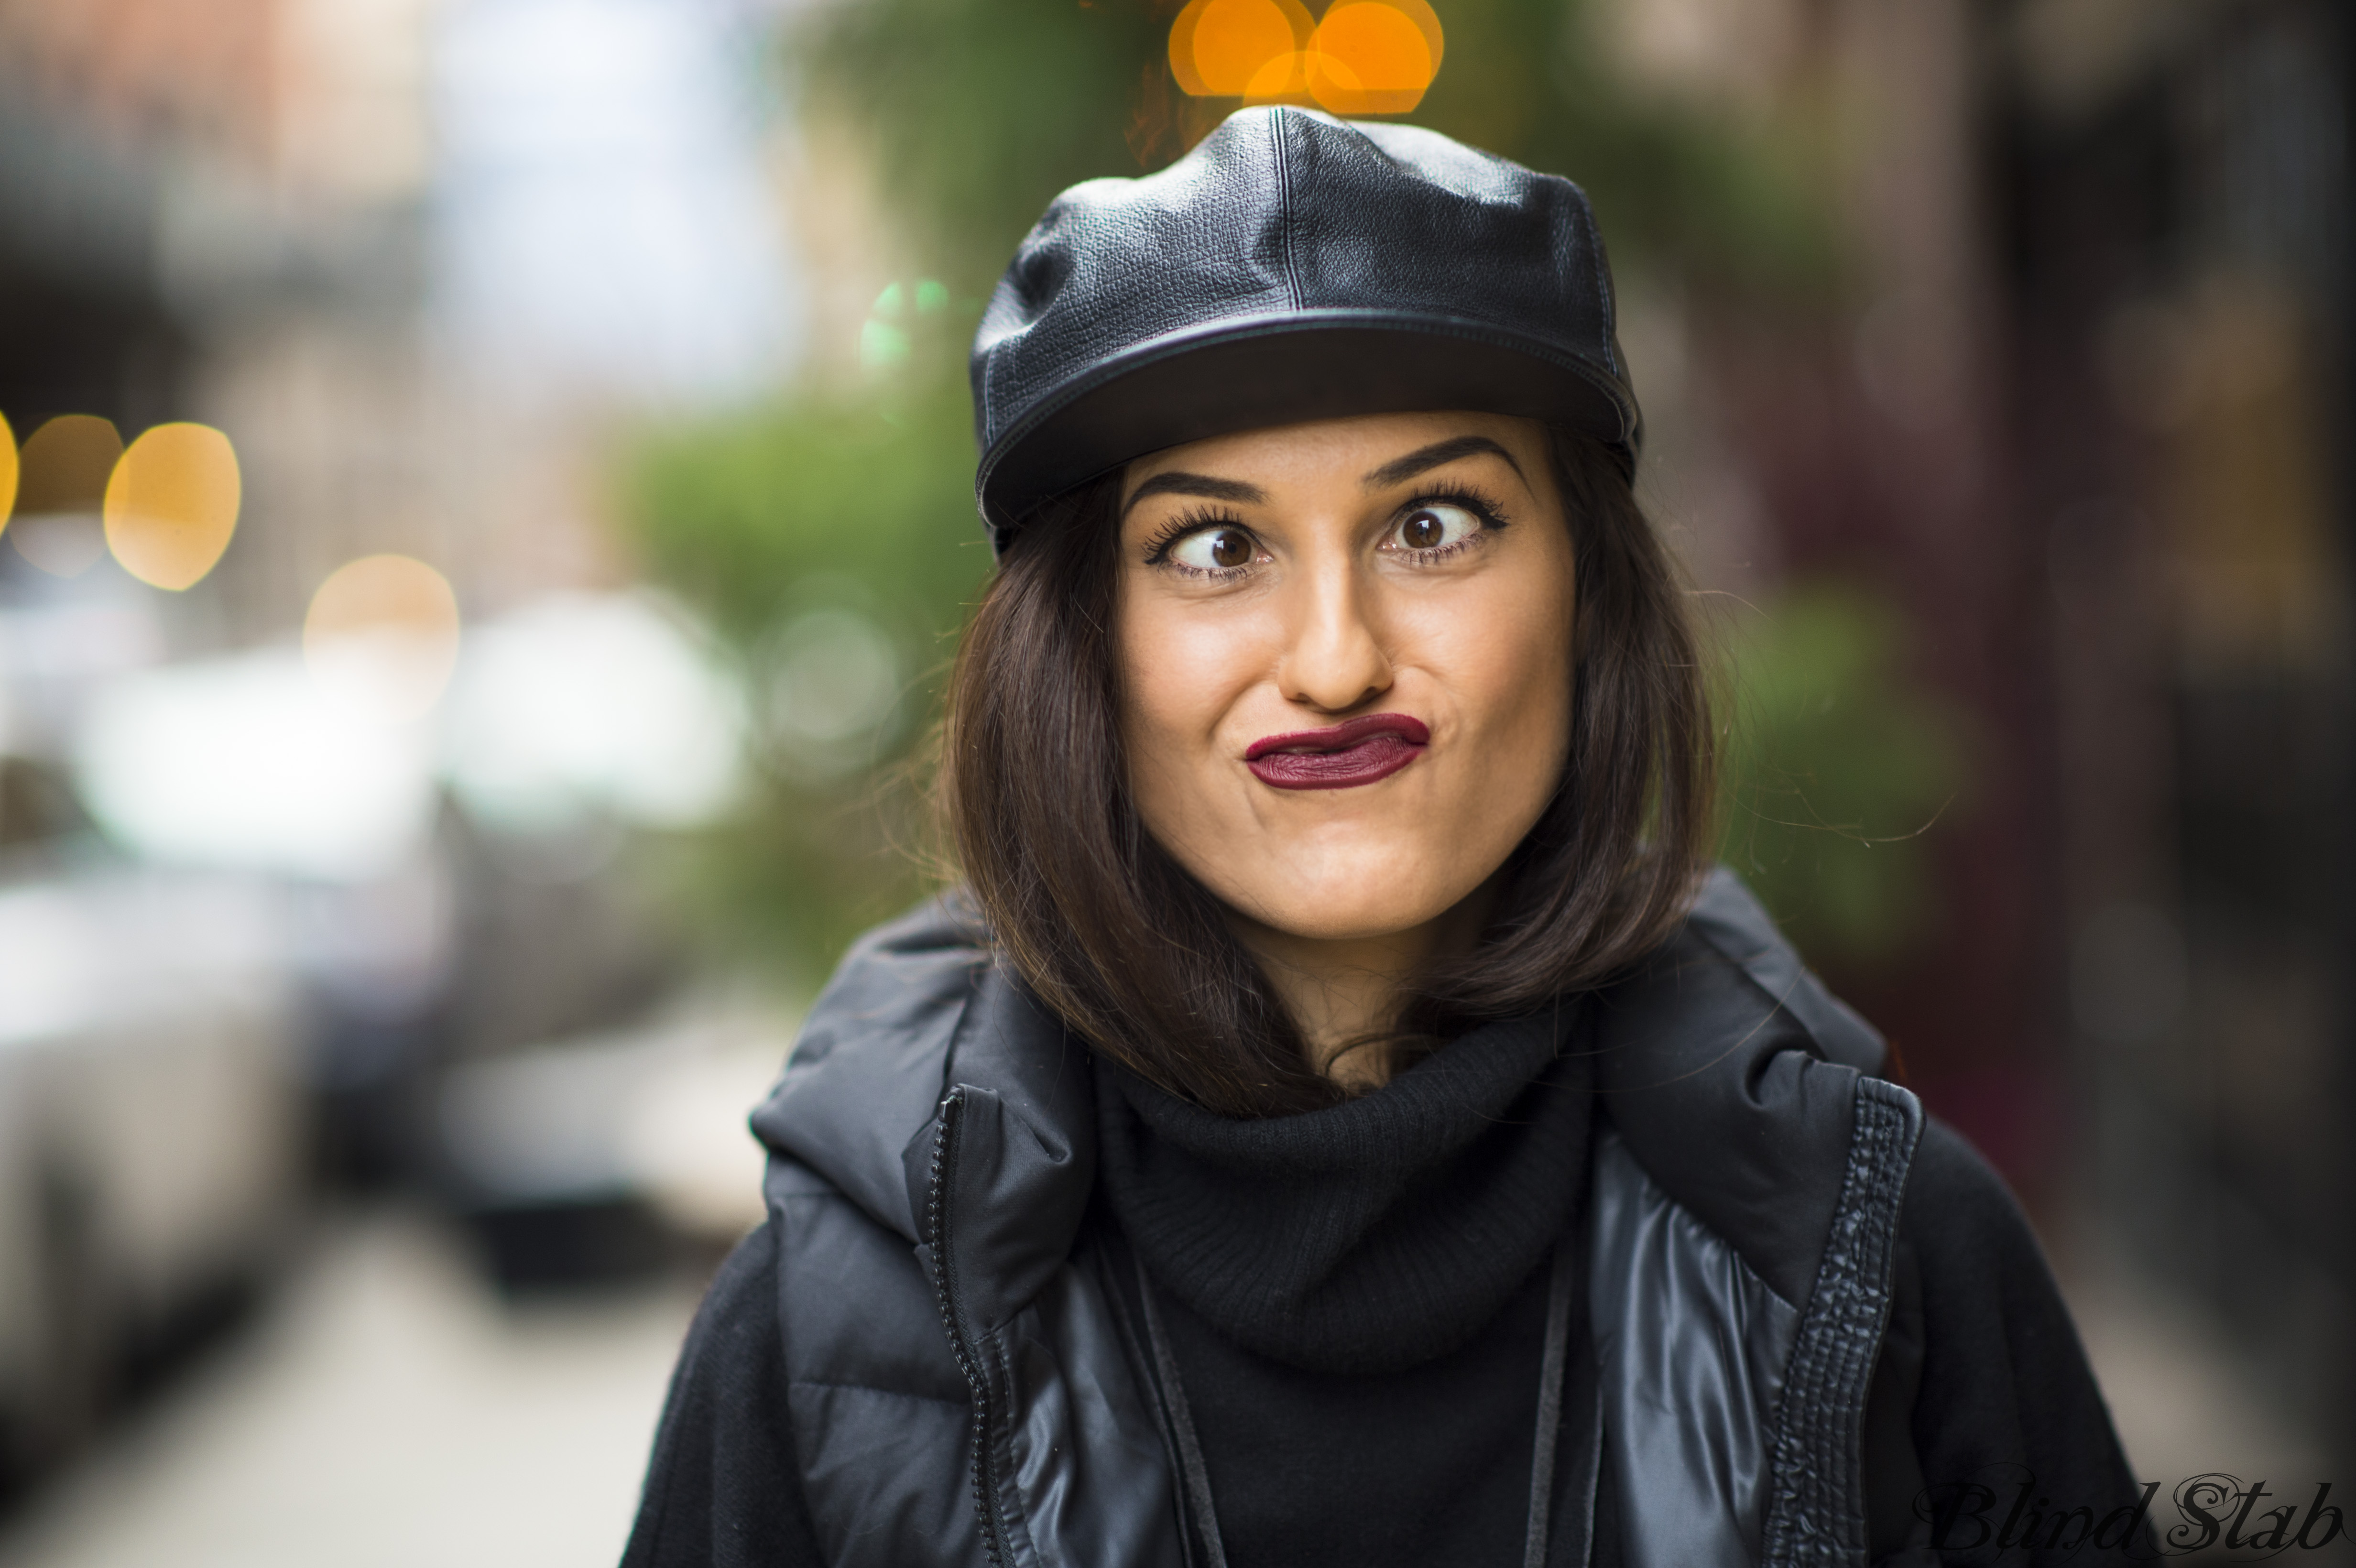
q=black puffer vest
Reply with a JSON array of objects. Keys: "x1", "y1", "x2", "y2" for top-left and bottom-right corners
[{"x1": 749, "y1": 869, "x2": 1923, "y2": 1568}]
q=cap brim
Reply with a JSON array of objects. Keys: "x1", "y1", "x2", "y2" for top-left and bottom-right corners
[{"x1": 976, "y1": 312, "x2": 1639, "y2": 550}]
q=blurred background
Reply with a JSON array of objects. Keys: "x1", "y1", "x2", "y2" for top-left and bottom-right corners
[{"x1": 0, "y1": 0, "x2": 2347, "y2": 1560}]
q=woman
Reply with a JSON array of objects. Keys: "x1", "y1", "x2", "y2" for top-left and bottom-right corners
[{"x1": 625, "y1": 108, "x2": 2147, "y2": 1568}]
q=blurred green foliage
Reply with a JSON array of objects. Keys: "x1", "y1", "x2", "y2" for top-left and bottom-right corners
[
  {"x1": 628, "y1": 383, "x2": 984, "y2": 651},
  {"x1": 1714, "y1": 582, "x2": 1971, "y2": 971},
  {"x1": 625, "y1": 379, "x2": 987, "y2": 984},
  {"x1": 623, "y1": 0, "x2": 1858, "y2": 983}
]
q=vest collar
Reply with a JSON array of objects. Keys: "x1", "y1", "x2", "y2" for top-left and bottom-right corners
[{"x1": 752, "y1": 868, "x2": 1892, "y2": 1324}]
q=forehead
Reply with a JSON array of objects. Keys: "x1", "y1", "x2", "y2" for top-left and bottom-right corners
[{"x1": 1118, "y1": 410, "x2": 1544, "y2": 504}]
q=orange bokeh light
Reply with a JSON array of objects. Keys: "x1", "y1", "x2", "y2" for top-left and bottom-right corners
[
  {"x1": 1244, "y1": 49, "x2": 1318, "y2": 103},
  {"x1": 1309, "y1": 0, "x2": 1440, "y2": 113},
  {"x1": 1170, "y1": 0, "x2": 1312, "y2": 96},
  {"x1": 104, "y1": 422, "x2": 242, "y2": 591},
  {"x1": 0, "y1": 413, "x2": 17, "y2": 528},
  {"x1": 1169, "y1": 0, "x2": 1441, "y2": 115}
]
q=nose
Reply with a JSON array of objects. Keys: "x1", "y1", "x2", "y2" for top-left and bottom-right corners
[{"x1": 1276, "y1": 560, "x2": 1392, "y2": 714}]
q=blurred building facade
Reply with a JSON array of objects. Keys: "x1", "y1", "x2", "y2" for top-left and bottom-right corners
[
  {"x1": 0, "y1": 0, "x2": 748, "y2": 1250},
  {"x1": 1998, "y1": 0, "x2": 2352, "y2": 1467},
  {"x1": 0, "y1": 0, "x2": 466, "y2": 649},
  {"x1": 1603, "y1": 0, "x2": 2352, "y2": 1470}
]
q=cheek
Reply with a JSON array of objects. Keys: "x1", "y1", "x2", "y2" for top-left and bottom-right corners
[
  {"x1": 1414, "y1": 564, "x2": 1576, "y2": 771},
  {"x1": 1114, "y1": 594, "x2": 1261, "y2": 802}
]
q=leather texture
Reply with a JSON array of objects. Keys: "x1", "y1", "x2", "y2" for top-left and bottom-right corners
[
  {"x1": 1590, "y1": 1130, "x2": 1800, "y2": 1568},
  {"x1": 749, "y1": 870, "x2": 1921, "y2": 1567},
  {"x1": 971, "y1": 106, "x2": 1641, "y2": 548}
]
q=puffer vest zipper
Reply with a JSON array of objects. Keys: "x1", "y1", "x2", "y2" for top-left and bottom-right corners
[{"x1": 927, "y1": 1089, "x2": 1015, "y2": 1564}]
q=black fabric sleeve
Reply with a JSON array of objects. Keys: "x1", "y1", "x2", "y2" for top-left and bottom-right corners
[
  {"x1": 1900, "y1": 1118, "x2": 2155, "y2": 1566},
  {"x1": 1864, "y1": 1233, "x2": 1931, "y2": 1563},
  {"x1": 621, "y1": 1220, "x2": 826, "y2": 1568}
]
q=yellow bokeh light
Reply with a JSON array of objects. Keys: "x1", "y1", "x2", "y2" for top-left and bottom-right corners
[
  {"x1": 15, "y1": 415, "x2": 123, "y2": 515},
  {"x1": 0, "y1": 413, "x2": 17, "y2": 529},
  {"x1": 304, "y1": 554, "x2": 463, "y2": 722},
  {"x1": 104, "y1": 422, "x2": 242, "y2": 591},
  {"x1": 1309, "y1": 0, "x2": 1440, "y2": 114},
  {"x1": 1170, "y1": 0, "x2": 1313, "y2": 96},
  {"x1": 12, "y1": 415, "x2": 124, "y2": 577}
]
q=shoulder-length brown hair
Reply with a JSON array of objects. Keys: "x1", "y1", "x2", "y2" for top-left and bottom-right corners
[{"x1": 938, "y1": 427, "x2": 1713, "y2": 1117}]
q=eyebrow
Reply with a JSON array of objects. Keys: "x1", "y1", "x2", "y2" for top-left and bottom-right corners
[
  {"x1": 1119, "y1": 434, "x2": 1523, "y2": 520},
  {"x1": 1120, "y1": 471, "x2": 1267, "y2": 519},
  {"x1": 1362, "y1": 435, "x2": 1524, "y2": 490}
]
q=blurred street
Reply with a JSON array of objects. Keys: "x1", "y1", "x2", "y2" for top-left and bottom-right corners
[{"x1": 0, "y1": 1211, "x2": 705, "y2": 1568}]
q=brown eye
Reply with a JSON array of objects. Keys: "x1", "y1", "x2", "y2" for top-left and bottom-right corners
[
  {"x1": 1391, "y1": 503, "x2": 1479, "y2": 554},
  {"x1": 1169, "y1": 525, "x2": 1258, "y2": 572}
]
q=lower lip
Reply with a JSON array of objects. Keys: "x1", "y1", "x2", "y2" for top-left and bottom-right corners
[{"x1": 1245, "y1": 735, "x2": 1426, "y2": 791}]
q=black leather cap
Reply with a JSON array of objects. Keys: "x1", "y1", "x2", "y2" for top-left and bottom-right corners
[{"x1": 971, "y1": 105, "x2": 1640, "y2": 550}]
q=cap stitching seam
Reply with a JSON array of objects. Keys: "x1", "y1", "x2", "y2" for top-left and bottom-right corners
[{"x1": 1271, "y1": 108, "x2": 1304, "y2": 312}]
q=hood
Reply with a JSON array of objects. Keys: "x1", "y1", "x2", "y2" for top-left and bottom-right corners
[
  {"x1": 1591, "y1": 869, "x2": 1888, "y2": 1309},
  {"x1": 751, "y1": 893, "x2": 1098, "y2": 1331}
]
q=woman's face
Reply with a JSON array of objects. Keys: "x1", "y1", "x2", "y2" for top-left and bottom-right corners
[{"x1": 1115, "y1": 410, "x2": 1578, "y2": 948}]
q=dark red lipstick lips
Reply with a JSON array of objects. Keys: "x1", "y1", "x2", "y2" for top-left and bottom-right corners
[{"x1": 1244, "y1": 713, "x2": 1430, "y2": 791}]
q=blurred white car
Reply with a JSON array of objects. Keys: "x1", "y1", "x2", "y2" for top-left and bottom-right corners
[
  {"x1": 434, "y1": 988, "x2": 787, "y2": 1288},
  {"x1": 0, "y1": 762, "x2": 303, "y2": 1477}
]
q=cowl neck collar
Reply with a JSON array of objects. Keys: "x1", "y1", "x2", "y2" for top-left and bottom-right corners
[{"x1": 1093, "y1": 1000, "x2": 1594, "y2": 1375}]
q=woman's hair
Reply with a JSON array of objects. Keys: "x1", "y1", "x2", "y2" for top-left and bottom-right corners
[{"x1": 938, "y1": 427, "x2": 1715, "y2": 1116}]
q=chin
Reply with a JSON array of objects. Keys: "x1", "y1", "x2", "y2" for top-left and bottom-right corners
[
  {"x1": 1253, "y1": 906, "x2": 1446, "y2": 944},
  {"x1": 1230, "y1": 862, "x2": 1475, "y2": 946}
]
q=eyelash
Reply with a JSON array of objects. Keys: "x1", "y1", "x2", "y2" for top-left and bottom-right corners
[
  {"x1": 1140, "y1": 488, "x2": 1512, "y2": 579},
  {"x1": 1140, "y1": 505, "x2": 1253, "y2": 578},
  {"x1": 1393, "y1": 486, "x2": 1510, "y2": 563}
]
